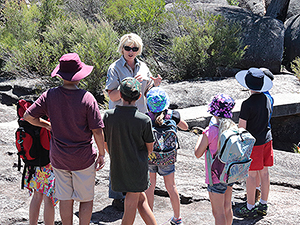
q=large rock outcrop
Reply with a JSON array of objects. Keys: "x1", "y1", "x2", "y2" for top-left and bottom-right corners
[
  {"x1": 286, "y1": 0, "x2": 300, "y2": 19},
  {"x1": 237, "y1": 0, "x2": 267, "y2": 16},
  {"x1": 165, "y1": 2, "x2": 285, "y2": 74},
  {"x1": 283, "y1": 14, "x2": 300, "y2": 71}
]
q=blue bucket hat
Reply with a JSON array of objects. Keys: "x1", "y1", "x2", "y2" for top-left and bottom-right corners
[
  {"x1": 146, "y1": 87, "x2": 170, "y2": 113},
  {"x1": 208, "y1": 93, "x2": 235, "y2": 118}
]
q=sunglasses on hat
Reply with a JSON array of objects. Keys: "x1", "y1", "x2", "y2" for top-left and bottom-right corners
[{"x1": 123, "y1": 46, "x2": 139, "y2": 52}]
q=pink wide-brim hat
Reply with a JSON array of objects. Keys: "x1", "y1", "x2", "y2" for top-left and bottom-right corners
[{"x1": 51, "y1": 53, "x2": 93, "y2": 81}]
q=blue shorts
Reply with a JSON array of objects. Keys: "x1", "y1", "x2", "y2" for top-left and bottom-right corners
[
  {"x1": 148, "y1": 164, "x2": 175, "y2": 176},
  {"x1": 207, "y1": 183, "x2": 234, "y2": 194}
]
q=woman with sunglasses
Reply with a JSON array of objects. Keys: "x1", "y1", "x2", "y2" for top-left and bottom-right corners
[
  {"x1": 105, "y1": 33, "x2": 162, "y2": 211},
  {"x1": 106, "y1": 33, "x2": 162, "y2": 114}
]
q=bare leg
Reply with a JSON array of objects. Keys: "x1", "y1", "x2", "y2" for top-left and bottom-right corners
[
  {"x1": 29, "y1": 191, "x2": 43, "y2": 225},
  {"x1": 59, "y1": 199, "x2": 74, "y2": 225},
  {"x1": 137, "y1": 192, "x2": 157, "y2": 225},
  {"x1": 256, "y1": 171, "x2": 261, "y2": 188},
  {"x1": 163, "y1": 173, "x2": 180, "y2": 219},
  {"x1": 259, "y1": 167, "x2": 270, "y2": 202},
  {"x1": 209, "y1": 191, "x2": 227, "y2": 225},
  {"x1": 43, "y1": 195, "x2": 55, "y2": 225},
  {"x1": 246, "y1": 171, "x2": 257, "y2": 205},
  {"x1": 78, "y1": 200, "x2": 93, "y2": 225},
  {"x1": 224, "y1": 186, "x2": 233, "y2": 225},
  {"x1": 122, "y1": 192, "x2": 139, "y2": 225},
  {"x1": 145, "y1": 172, "x2": 157, "y2": 210}
]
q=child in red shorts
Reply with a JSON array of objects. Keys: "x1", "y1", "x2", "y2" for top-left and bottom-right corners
[{"x1": 234, "y1": 67, "x2": 274, "y2": 218}]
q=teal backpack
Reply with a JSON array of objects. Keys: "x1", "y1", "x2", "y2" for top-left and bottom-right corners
[
  {"x1": 147, "y1": 110, "x2": 179, "y2": 166},
  {"x1": 207, "y1": 127, "x2": 256, "y2": 185}
]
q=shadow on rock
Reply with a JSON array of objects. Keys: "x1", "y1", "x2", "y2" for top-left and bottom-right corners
[
  {"x1": 75, "y1": 205, "x2": 123, "y2": 224},
  {"x1": 232, "y1": 202, "x2": 264, "y2": 225}
]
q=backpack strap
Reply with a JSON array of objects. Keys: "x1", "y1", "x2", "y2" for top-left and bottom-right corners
[
  {"x1": 16, "y1": 127, "x2": 26, "y2": 171},
  {"x1": 206, "y1": 123, "x2": 219, "y2": 186},
  {"x1": 206, "y1": 147, "x2": 214, "y2": 186},
  {"x1": 21, "y1": 165, "x2": 35, "y2": 189}
]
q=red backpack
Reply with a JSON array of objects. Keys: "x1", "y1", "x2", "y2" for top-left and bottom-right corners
[{"x1": 15, "y1": 99, "x2": 51, "y2": 188}]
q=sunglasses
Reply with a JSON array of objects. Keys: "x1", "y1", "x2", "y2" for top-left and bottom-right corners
[{"x1": 123, "y1": 46, "x2": 139, "y2": 52}]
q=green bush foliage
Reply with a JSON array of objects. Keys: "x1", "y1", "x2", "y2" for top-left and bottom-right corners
[
  {"x1": 0, "y1": 0, "x2": 119, "y2": 97},
  {"x1": 0, "y1": 0, "x2": 247, "y2": 97},
  {"x1": 227, "y1": 0, "x2": 239, "y2": 6},
  {"x1": 291, "y1": 57, "x2": 300, "y2": 81},
  {"x1": 103, "y1": 0, "x2": 166, "y2": 63},
  {"x1": 159, "y1": 2, "x2": 246, "y2": 80},
  {"x1": 0, "y1": 0, "x2": 64, "y2": 77}
]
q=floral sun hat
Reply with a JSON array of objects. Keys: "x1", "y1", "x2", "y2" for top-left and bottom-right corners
[
  {"x1": 208, "y1": 93, "x2": 235, "y2": 118},
  {"x1": 146, "y1": 87, "x2": 170, "y2": 113}
]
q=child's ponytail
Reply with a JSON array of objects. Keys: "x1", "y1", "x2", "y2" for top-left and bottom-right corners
[
  {"x1": 154, "y1": 111, "x2": 166, "y2": 126},
  {"x1": 217, "y1": 118, "x2": 237, "y2": 152}
]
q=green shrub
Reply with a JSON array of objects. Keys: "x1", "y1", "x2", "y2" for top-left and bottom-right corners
[
  {"x1": 103, "y1": 0, "x2": 166, "y2": 64},
  {"x1": 0, "y1": 0, "x2": 64, "y2": 76},
  {"x1": 292, "y1": 143, "x2": 300, "y2": 154},
  {"x1": 0, "y1": 0, "x2": 119, "y2": 98},
  {"x1": 68, "y1": 19, "x2": 120, "y2": 94},
  {"x1": 227, "y1": 0, "x2": 239, "y2": 6},
  {"x1": 291, "y1": 57, "x2": 300, "y2": 80},
  {"x1": 63, "y1": 0, "x2": 104, "y2": 22},
  {"x1": 159, "y1": 2, "x2": 245, "y2": 80}
]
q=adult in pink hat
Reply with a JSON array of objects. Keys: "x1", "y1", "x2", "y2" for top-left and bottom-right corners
[{"x1": 24, "y1": 53, "x2": 106, "y2": 224}]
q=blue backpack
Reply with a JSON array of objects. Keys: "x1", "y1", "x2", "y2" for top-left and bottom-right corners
[
  {"x1": 207, "y1": 127, "x2": 255, "y2": 185},
  {"x1": 147, "y1": 110, "x2": 179, "y2": 166}
]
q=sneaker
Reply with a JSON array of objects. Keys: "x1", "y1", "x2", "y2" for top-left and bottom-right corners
[
  {"x1": 170, "y1": 217, "x2": 183, "y2": 225},
  {"x1": 235, "y1": 204, "x2": 258, "y2": 218},
  {"x1": 112, "y1": 199, "x2": 124, "y2": 211},
  {"x1": 256, "y1": 202, "x2": 268, "y2": 216}
]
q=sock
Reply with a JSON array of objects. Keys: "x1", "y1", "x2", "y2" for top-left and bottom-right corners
[
  {"x1": 247, "y1": 203, "x2": 255, "y2": 210},
  {"x1": 260, "y1": 199, "x2": 268, "y2": 205},
  {"x1": 256, "y1": 186, "x2": 261, "y2": 191}
]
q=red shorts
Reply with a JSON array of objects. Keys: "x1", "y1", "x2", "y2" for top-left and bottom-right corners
[{"x1": 249, "y1": 140, "x2": 274, "y2": 171}]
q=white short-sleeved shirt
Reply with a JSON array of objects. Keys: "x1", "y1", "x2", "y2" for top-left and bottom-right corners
[{"x1": 105, "y1": 56, "x2": 153, "y2": 113}]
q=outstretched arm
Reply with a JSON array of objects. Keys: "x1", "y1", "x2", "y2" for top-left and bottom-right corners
[
  {"x1": 23, "y1": 112, "x2": 51, "y2": 131},
  {"x1": 92, "y1": 128, "x2": 106, "y2": 171},
  {"x1": 177, "y1": 120, "x2": 189, "y2": 131},
  {"x1": 107, "y1": 89, "x2": 121, "y2": 102},
  {"x1": 150, "y1": 74, "x2": 162, "y2": 87}
]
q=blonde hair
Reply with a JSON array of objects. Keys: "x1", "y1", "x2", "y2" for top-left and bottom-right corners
[
  {"x1": 216, "y1": 118, "x2": 238, "y2": 153},
  {"x1": 154, "y1": 111, "x2": 166, "y2": 126},
  {"x1": 117, "y1": 33, "x2": 143, "y2": 56}
]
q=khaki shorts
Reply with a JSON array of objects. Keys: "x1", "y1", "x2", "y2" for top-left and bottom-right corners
[{"x1": 53, "y1": 162, "x2": 96, "y2": 202}]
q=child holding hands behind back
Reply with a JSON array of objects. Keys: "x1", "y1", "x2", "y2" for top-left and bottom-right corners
[
  {"x1": 145, "y1": 87, "x2": 188, "y2": 225},
  {"x1": 103, "y1": 77, "x2": 157, "y2": 225},
  {"x1": 24, "y1": 53, "x2": 106, "y2": 225},
  {"x1": 194, "y1": 93, "x2": 236, "y2": 225}
]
